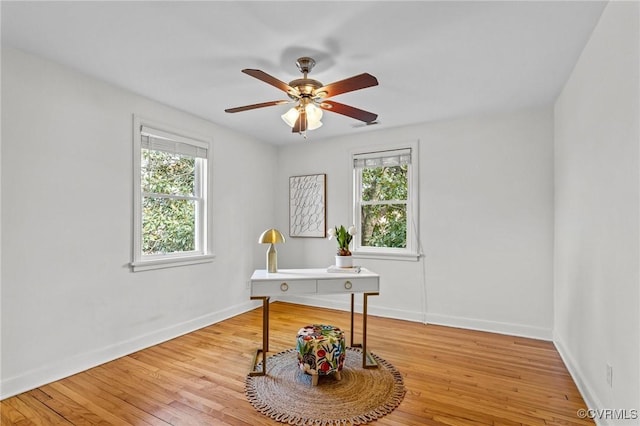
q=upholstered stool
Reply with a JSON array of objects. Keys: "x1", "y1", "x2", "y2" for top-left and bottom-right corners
[{"x1": 296, "y1": 324, "x2": 346, "y2": 386}]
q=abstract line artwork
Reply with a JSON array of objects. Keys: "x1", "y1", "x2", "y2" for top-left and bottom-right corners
[{"x1": 289, "y1": 174, "x2": 326, "y2": 238}]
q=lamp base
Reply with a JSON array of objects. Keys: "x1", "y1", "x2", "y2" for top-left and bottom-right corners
[{"x1": 267, "y1": 244, "x2": 278, "y2": 273}]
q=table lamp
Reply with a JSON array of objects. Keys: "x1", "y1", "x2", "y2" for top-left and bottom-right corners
[{"x1": 258, "y1": 228, "x2": 285, "y2": 273}]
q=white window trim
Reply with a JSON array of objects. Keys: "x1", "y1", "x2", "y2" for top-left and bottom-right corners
[
  {"x1": 131, "y1": 115, "x2": 215, "y2": 272},
  {"x1": 351, "y1": 140, "x2": 420, "y2": 261}
]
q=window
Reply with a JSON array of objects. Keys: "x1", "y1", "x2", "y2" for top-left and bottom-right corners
[
  {"x1": 353, "y1": 144, "x2": 419, "y2": 260},
  {"x1": 131, "y1": 116, "x2": 214, "y2": 271}
]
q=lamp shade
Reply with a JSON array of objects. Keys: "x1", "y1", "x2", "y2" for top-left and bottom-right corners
[
  {"x1": 306, "y1": 103, "x2": 323, "y2": 130},
  {"x1": 305, "y1": 103, "x2": 323, "y2": 122},
  {"x1": 307, "y1": 119, "x2": 323, "y2": 130},
  {"x1": 258, "y1": 228, "x2": 285, "y2": 244},
  {"x1": 281, "y1": 107, "x2": 299, "y2": 127}
]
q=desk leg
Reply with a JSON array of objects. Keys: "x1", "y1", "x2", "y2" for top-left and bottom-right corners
[
  {"x1": 350, "y1": 294, "x2": 355, "y2": 346},
  {"x1": 350, "y1": 292, "x2": 380, "y2": 369},
  {"x1": 249, "y1": 296, "x2": 269, "y2": 376}
]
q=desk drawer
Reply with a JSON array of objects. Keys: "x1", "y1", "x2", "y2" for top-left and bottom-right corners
[
  {"x1": 252, "y1": 279, "x2": 316, "y2": 296},
  {"x1": 317, "y1": 277, "x2": 379, "y2": 294}
]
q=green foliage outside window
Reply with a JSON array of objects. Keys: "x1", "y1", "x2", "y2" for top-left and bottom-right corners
[
  {"x1": 142, "y1": 149, "x2": 197, "y2": 254},
  {"x1": 360, "y1": 165, "x2": 408, "y2": 248}
]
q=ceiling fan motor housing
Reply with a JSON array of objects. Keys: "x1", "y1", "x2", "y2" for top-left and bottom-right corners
[
  {"x1": 288, "y1": 78, "x2": 322, "y2": 97},
  {"x1": 289, "y1": 57, "x2": 323, "y2": 98},
  {"x1": 296, "y1": 57, "x2": 316, "y2": 74}
]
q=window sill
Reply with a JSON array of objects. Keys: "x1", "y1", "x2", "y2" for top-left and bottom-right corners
[
  {"x1": 352, "y1": 251, "x2": 421, "y2": 262},
  {"x1": 131, "y1": 253, "x2": 215, "y2": 272}
]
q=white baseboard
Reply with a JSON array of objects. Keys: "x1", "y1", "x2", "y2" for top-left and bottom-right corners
[
  {"x1": 279, "y1": 295, "x2": 426, "y2": 323},
  {"x1": 278, "y1": 297, "x2": 552, "y2": 341},
  {"x1": 553, "y1": 333, "x2": 608, "y2": 426},
  {"x1": 425, "y1": 312, "x2": 553, "y2": 341},
  {"x1": 0, "y1": 301, "x2": 257, "y2": 400}
]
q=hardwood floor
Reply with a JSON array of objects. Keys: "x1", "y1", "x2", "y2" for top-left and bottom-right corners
[{"x1": 1, "y1": 302, "x2": 593, "y2": 425}]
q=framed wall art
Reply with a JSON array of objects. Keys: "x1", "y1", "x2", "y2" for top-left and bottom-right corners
[{"x1": 289, "y1": 174, "x2": 326, "y2": 238}]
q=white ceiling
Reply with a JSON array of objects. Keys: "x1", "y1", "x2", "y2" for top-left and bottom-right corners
[{"x1": 2, "y1": 1, "x2": 607, "y2": 145}]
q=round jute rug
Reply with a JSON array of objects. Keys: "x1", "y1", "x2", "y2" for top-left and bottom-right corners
[{"x1": 245, "y1": 347, "x2": 406, "y2": 425}]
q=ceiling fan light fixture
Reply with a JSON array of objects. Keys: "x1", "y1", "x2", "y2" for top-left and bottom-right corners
[
  {"x1": 305, "y1": 103, "x2": 323, "y2": 122},
  {"x1": 307, "y1": 119, "x2": 323, "y2": 130},
  {"x1": 281, "y1": 107, "x2": 299, "y2": 127},
  {"x1": 281, "y1": 103, "x2": 323, "y2": 130},
  {"x1": 305, "y1": 103, "x2": 323, "y2": 130}
]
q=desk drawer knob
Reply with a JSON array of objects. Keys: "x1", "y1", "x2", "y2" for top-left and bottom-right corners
[
  {"x1": 280, "y1": 282, "x2": 289, "y2": 292},
  {"x1": 344, "y1": 280, "x2": 352, "y2": 290}
]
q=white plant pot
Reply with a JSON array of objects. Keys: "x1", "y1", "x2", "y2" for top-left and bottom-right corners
[{"x1": 335, "y1": 255, "x2": 353, "y2": 268}]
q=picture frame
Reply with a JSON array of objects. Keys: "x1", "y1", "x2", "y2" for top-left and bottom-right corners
[{"x1": 289, "y1": 174, "x2": 326, "y2": 238}]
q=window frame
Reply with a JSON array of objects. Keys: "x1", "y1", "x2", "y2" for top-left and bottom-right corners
[
  {"x1": 131, "y1": 115, "x2": 214, "y2": 272},
  {"x1": 352, "y1": 141, "x2": 420, "y2": 261}
]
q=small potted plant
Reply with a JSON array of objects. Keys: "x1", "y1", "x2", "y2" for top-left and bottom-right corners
[{"x1": 328, "y1": 225, "x2": 357, "y2": 267}]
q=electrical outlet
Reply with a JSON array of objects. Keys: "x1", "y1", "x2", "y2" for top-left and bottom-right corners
[
  {"x1": 606, "y1": 364, "x2": 613, "y2": 387},
  {"x1": 246, "y1": 280, "x2": 251, "y2": 290}
]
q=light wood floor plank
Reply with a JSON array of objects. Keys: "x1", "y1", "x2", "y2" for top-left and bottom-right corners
[{"x1": 1, "y1": 302, "x2": 593, "y2": 425}]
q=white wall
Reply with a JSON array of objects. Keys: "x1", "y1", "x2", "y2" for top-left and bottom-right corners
[
  {"x1": 276, "y1": 106, "x2": 555, "y2": 339},
  {"x1": 554, "y1": 1, "x2": 640, "y2": 423},
  {"x1": 0, "y1": 48, "x2": 277, "y2": 398}
]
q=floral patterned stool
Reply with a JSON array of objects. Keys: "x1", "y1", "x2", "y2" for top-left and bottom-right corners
[{"x1": 296, "y1": 324, "x2": 346, "y2": 386}]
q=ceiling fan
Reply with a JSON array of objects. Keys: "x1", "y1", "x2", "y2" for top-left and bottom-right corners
[{"x1": 225, "y1": 57, "x2": 379, "y2": 135}]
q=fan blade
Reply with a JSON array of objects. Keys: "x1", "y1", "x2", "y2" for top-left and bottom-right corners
[
  {"x1": 316, "y1": 73, "x2": 378, "y2": 98},
  {"x1": 292, "y1": 109, "x2": 307, "y2": 133},
  {"x1": 225, "y1": 100, "x2": 290, "y2": 113},
  {"x1": 320, "y1": 101, "x2": 378, "y2": 123},
  {"x1": 242, "y1": 69, "x2": 299, "y2": 97}
]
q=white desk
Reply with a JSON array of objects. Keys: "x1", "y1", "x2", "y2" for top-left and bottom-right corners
[{"x1": 249, "y1": 268, "x2": 380, "y2": 376}]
